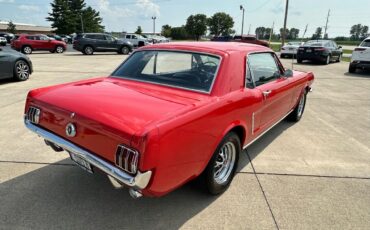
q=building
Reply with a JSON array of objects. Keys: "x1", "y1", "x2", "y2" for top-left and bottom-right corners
[{"x1": 0, "y1": 21, "x2": 53, "y2": 34}]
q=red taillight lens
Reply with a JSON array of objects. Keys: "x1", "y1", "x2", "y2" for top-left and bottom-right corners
[
  {"x1": 314, "y1": 47, "x2": 326, "y2": 51},
  {"x1": 115, "y1": 145, "x2": 139, "y2": 174},
  {"x1": 354, "y1": 48, "x2": 366, "y2": 51}
]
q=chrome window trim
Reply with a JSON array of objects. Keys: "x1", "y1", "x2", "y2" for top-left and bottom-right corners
[{"x1": 110, "y1": 49, "x2": 223, "y2": 95}]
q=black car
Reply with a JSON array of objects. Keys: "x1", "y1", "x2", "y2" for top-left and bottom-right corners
[
  {"x1": 297, "y1": 40, "x2": 342, "y2": 65},
  {"x1": 0, "y1": 47, "x2": 33, "y2": 81},
  {"x1": 73, "y1": 33, "x2": 133, "y2": 55}
]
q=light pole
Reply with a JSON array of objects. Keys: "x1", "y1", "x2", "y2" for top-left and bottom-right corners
[
  {"x1": 240, "y1": 5, "x2": 245, "y2": 35},
  {"x1": 151, "y1": 16, "x2": 156, "y2": 35},
  {"x1": 80, "y1": 14, "x2": 84, "y2": 33}
]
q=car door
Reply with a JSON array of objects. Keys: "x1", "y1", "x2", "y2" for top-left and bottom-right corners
[
  {"x1": 105, "y1": 35, "x2": 118, "y2": 50},
  {"x1": 94, "y1": 34, "x2": 108, "y2": 50},
  {"x1": 0, "y1": 50, "x2": 13, "y2": 79},
  {"x1": 247, "y1": 52, "x2": 293, "y2": 131}
]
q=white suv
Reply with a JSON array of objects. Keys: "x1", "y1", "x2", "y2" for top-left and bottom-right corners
[
  {"x1": 122, "y1": 34, "x2": 149, "y2": 48},
  {"x1": 349, "y1": 37, "x2": 370, "y2": 73}
]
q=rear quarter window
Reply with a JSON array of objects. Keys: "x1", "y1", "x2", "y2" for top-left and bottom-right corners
[{"x1": 360, "y1": 40, "x2": 370, "y2": 47}]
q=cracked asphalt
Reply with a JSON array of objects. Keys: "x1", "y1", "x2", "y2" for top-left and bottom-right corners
[{"x1": 0, "y1": 47, "x2": 369, "y2": 229}]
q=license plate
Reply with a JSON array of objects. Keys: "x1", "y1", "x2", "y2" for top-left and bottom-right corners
[
  {"x1": 69, "y1": 152, "x2": 93, "y2": 173},
  {"x1": 306, "y1": 49, "x2": 312, "y2": 53},
  {"x1": 289, "y1": 48, "x2": 294, "y2": 50}
]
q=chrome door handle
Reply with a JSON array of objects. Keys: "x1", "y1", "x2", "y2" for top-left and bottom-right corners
[{"x1": 262, "y1": 90, "x2": 272, "y2": 97}]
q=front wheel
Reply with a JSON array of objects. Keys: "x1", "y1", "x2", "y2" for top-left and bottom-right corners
[
  {"x1": 83, "y1": 46, "x2": 94, "y2": 55},
  {"x1": 203, "y1": 132, "x2": 240, "y2": 195},
  {"x1": 348, "y1": 65, "x2": 356, "y2": 73},
  {"x1": 22, "y1": 46, "x2": 32, "y2": 54},
  {"x1": 55, "y1": 46, "x2": 64, "y2": 53},
  {"x1": 287, "y1": 91, "x2": 307, "y2": 122}
]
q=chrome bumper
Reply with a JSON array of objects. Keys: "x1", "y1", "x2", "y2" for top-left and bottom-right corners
[{"x1": 24, "y1": 118, "x2": 152, "y2": 190}]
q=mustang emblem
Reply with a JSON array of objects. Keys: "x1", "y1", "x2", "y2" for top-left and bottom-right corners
[{"x1": 66, "y1": 123, "x2": 76, "y2": 137}]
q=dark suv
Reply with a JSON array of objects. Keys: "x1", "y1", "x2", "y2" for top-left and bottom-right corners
[{"x1": 73, "y1": 33, "x2": 133, "y2": 55}]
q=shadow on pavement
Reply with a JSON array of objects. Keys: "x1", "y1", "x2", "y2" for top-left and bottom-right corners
[
  {"x1": 344, "y1": 70, "x2": 370, "y2": 78},
  {"x1": 0, "y1": 120, "x2": 295, "y2": 229}
]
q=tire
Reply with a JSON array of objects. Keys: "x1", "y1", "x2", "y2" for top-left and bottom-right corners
[
  {"x1": 280, "y1": 54, "x2": 284, "y2": 58},
  {"x1": 297, "y1": 58, "x2": 302, "y2": 63},
  {"x1": 203, "y1": 132, "x2": 240, "y2": 195},
  {"x1": 22, "y1": 46, "x2": 32, "y2": 54},
  {"x1": 55, "y1": 46, "x2": 64, "y2": 53},
  {"x1": 83, "y1": 46, "x2": 94, "y2": 55},
  {"x1": 348, "y1": 65, "x2": 356, "y2": 73},
  {"x1": 287, "y1": 91, "x2": 307, "y2": 122},
  {"x1": 324, "y1": 55, "x2": 330, "y2": 65},
  {"x1": 13, "y1": 60, "x2": 30, "y2": 81},
  {"x1": 120, "y1": 46, "x2": 130, "y2": 55},
  {"x1": 336, "y1": 54, "x2": 342, "y2": 62}
]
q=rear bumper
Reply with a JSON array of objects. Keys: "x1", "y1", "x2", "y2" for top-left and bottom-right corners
[
  {"x1": 24, "y1": 118, "x2": 152, "y2": 190},
  {"x1": 297, "y1": 52, "x2": 327, "y2": 61},
  {"x1": 350, "y1": 60, "x2": 370, "y2": 69}
]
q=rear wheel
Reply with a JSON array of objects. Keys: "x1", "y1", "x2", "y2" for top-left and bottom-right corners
[
  {"x1": 287, "y1": 91, "x2": 307, "y2": 122},
  {"x1": 83, "y1": 46, "x2": 94, "y2": 55},
  {"x1": 203, "y1": 132, "x2": 240, "y2": 195},
  {"x1": 14, "y1": 60, "x2": 30, "y2": 81},
  {"x1": 22, "y1": 46, "x2": 32, "y2": 54},
  {"x1": 120, "y1": 46, "x2": 130, "y2": 55},
  {"x1": 324, "y1": 55, "x2": 330, "y2": 65},
  {"x1": 348, "y1": 65, "x2": 356, "y2": 73},
  {"x1": 336, "y1": 54, "x2": 342, "y2": 62}
]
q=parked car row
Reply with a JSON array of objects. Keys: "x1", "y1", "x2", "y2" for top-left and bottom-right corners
[{"x1": 0, "y1": 32, "x2": 15, "y2": 43}]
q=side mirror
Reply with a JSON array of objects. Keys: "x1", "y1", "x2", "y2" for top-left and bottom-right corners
[
  {"x1": 283, "y1": 69, "x2": 293, "y2": 77},
  {"x1": 338, "y1": 46, "x2": 342, "y2": 49}
]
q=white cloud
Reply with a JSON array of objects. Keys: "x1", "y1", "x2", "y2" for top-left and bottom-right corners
[
  {"x1": 18, "y1": 5, "x2": 41, "y2": 12},
  {"x1": 136, "y1": 0, "x2": 160, "y2": 17},
  {"x1": 0, "y1": 0, "x2": 15, "y2": 3}
]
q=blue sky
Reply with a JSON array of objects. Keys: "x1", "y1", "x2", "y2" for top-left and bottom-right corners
[{"x1": 0, "y1": 0, "x2": 369, "y2": 37}]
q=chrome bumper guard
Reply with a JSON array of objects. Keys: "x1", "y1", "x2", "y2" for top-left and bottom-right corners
[{"x1": 24, "y1": 118, "x2": 152, "y2": 190}]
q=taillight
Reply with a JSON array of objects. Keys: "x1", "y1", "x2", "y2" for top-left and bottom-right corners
[
  {"x1": 26, "y1": 106, "x2": 41, "y2": 124},
  {"x1": 115, "y1": 145, "x2": 139, "y2": 174},
  {"x1": 354, "y1": 48, "x2": 366, "y2": 51},
  {"x1": 314, "y1": 47, "x2": 326, "y2": 51}
]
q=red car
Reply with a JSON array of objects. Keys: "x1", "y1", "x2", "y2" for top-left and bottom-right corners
[
  {"x1": 233, "y1": 35, "x2": 269, "y2": 47},
  {"x1": 11, "y1": 34, "x2": 67, "y2": 54},
  {"x1": 24, "y1": 42, "x2": 314, "y2": 198}
]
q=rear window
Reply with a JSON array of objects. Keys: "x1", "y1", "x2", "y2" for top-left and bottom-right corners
[
  {"x1": 360, "y1": 40, "x2": 370, "y2": 47},
  {"x1": 304, "y1": 41, "x2": 328, "y2": 47},
  {"x1": 112, "y1": 51, "x2": 221, "y2": 93}
]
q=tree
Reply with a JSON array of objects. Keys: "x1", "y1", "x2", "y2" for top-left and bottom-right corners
[
  {"x1": 289, "y1": 28, "x2": 300, "y2": 40},
  {"x1": 361, "y1": 25, "x2": 369, "y2": 39},
  {"x1": 255, "y1": 27, "x2": 266, "y2": 39},
  {"x1": 46, "y1": 0, "x2": 104, "y2": 34},
  {"x1": 185, "y1": 14, "x2": 207, "y2": 41},
  {"x1": 280, "y1": 28, "x2": 289, "y2": 40},
  {"x1": 135, "y1": 26, "x2": 143, "y2": 34},
  {"x1": 161, "y1": 24, "x2": 171, "y2": 37},
  {"x1": 170, "y1": 26, "x2": 189, "y2": 40},
  {"x1": 208, "y1": 12, "x2": 234, "y2": 36},
  {"x1": 7, "y1": 21, "x2": 16, "y2": 34},
  {"x1": 312, "y1": 27, "x2": 322, "y2": 39}
]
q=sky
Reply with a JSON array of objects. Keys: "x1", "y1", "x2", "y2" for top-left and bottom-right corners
[{"x1": 0, "y1": 0, "x2": 369, "y2": 37}]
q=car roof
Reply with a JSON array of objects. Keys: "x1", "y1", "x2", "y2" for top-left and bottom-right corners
[{"x1": 140, "y1": 42, "x2": 271, "y2": 54}]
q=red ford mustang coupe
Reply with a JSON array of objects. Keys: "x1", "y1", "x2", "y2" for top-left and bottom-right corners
[{"x1": 24, "y1": 42, "x2": 314, "y2": 198}]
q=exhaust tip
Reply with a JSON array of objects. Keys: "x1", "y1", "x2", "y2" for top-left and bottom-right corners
[
  {"x1": 129, "y1": 188, "x2": 143, "y2": 199},
  {"x1": 44, "y1": 139, "x2": 64, "y2": 152}
]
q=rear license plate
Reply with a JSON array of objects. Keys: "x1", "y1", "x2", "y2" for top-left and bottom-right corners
[
  {"x1": 289, "y1": 48, "x2": 294, "y2": 50},
  {"x1": 69, "y1": 152, "x2": 93, "y2": 173},
  {"x1": 306, "y1": 49, "x2": 312, "y2": 53}
]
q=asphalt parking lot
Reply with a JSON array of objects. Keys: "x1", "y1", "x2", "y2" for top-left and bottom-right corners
[{"x1": 0, "y1": 48, "x2": 369, "y2": 229}]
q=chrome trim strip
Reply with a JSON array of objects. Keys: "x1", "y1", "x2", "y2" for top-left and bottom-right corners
[
  {"x1": 251, "y1": 112, "x2": 255, "y2": 135},
  {"x1": 24, "y1": 118, "x2": 152, "y2": 190},
  {"x1": 243, "y1": 109, "x2": 293, "y2": 149}
]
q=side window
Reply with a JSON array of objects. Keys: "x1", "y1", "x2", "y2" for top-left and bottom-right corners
[
  {"x1": 126, "y1": 35, "x2": 131, "y2": 39},
  {"x1": 26, "y1": 36, "x2": 34, "y2": 40},
  {"x1": 248, "y1": 53, "x2": 280, "y2": 87},
  {"x1": 96, "y1": 35, "x2": 106, "y2": 40},
  {"x1": 132, "y1": 35, "x2": 137, "y2": 39},
  {"x1": 39, "y1": 36, "x2": 49, "y2": 41},
  {"x1": 105, "y1": 35, "x2": 114, "y2": 41}
]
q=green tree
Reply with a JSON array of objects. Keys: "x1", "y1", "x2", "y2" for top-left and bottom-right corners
[
  {"x1": 6, "y1": 21, "x2": 16, "y2": 34},
  {"x1": 255, "y1": 27, "x2": 266, "y2": 39},
  {"x1": 161, "y1": 24, "x2": 171, "y2": 37},
  {"x1": 46, "y1": 0, "x2": 103, "y2": 34},
  {"x1": 312, "y1": 27, "x2": 322, "y2": 39},
  {"x1": 185, "y1": 14, "x2": 207, "y2": 40},
  {"x1": 208, "y1": 12, "x2": 234, "y2": 36},
  {"x1": 170, "y1": 26, "x2": 189, "y2": 40},
  {"x1": 135, "y1": 26, "x2": 143, "y2": 34},
  {"x1": 361, "y1": 25, "x2": 369, "y2": 39},
  {"x1": 289, "y1": 28, "x2": 300, "y2": 40},
  {"x1": 350, "y1": 24, "x2": 362, "y2": 40}
]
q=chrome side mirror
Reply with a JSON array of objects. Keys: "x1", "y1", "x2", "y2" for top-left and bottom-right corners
[{"x1": 284, "y1": 69, "x2": 293, "y2": 77}]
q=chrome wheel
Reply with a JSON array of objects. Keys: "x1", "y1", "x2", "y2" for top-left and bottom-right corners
[
  {"x1": 23, "y1": 46, "x2": 32, "y2": 54},
  {"x1": 214, "y1": 141, "x2": 236, "y2": 185},
  {"x1": 16, "y1": 61, "x2": 30, "y2": 80},
  {"x1": 84, "y1": 46, "x2": 93, "y2": 55},
  {"x1": 56, "y1": 46, "x2": 64, "y2": 53},
  {"x1": 297, "y1": 94, "x2": 305, "y2": 117},
  {"x1": 121, "y1": 46, "x2": 129, "y2": 55}
]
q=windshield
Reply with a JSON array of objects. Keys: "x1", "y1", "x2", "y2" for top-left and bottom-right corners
[
  {"x1": 360, "y1": 39, "x2": 370, "y2": 47},
  {"x1": 112, "y1": 51, "x2": 221, "y2": 93}
]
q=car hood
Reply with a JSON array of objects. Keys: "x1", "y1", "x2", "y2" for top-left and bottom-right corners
[{"x1": 31, "y1": 77, "x2": 207, "y2": 136}]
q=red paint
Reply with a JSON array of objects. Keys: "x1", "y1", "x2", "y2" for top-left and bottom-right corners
[
  {"x1": 25, "y1": 42, "x2": 314, "y2": 197},
  {"x1": 11, "y1": 34, "x2": 66, "y2": 52}
]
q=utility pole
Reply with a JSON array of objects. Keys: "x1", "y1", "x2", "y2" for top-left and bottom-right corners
[
  {"x1": 282, "y1": 0, "x2": 289, "y2": 46},
  {"x1": 151, "y1": 16, "x2": 157, "y2": 35},
  {"x1": 302, "y1": 24, "x2": 308, "y2": 41},
  {"x1": 268, "y1": 21, "x2": 275, "y2": 46},
  {"x1": 240, "y1": 5, "x2": 245, "y2": 35},
  {"x1": 248, "y1": 24, "x2": 251, "y2": 34},
  {"x1": 324, "y1": 9, "x2": 330, "y2": 39}
]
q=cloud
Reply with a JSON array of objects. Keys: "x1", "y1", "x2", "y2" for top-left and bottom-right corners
[
  {"x1": 136, "y1": 0, "x2": 160, "y2": 17},
  {"x1": 18, "y1": 5, "x2": 41, "y2": 12},
  {"x1": 0, "y1": 0, "x2": 15, "y2": 3}
]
